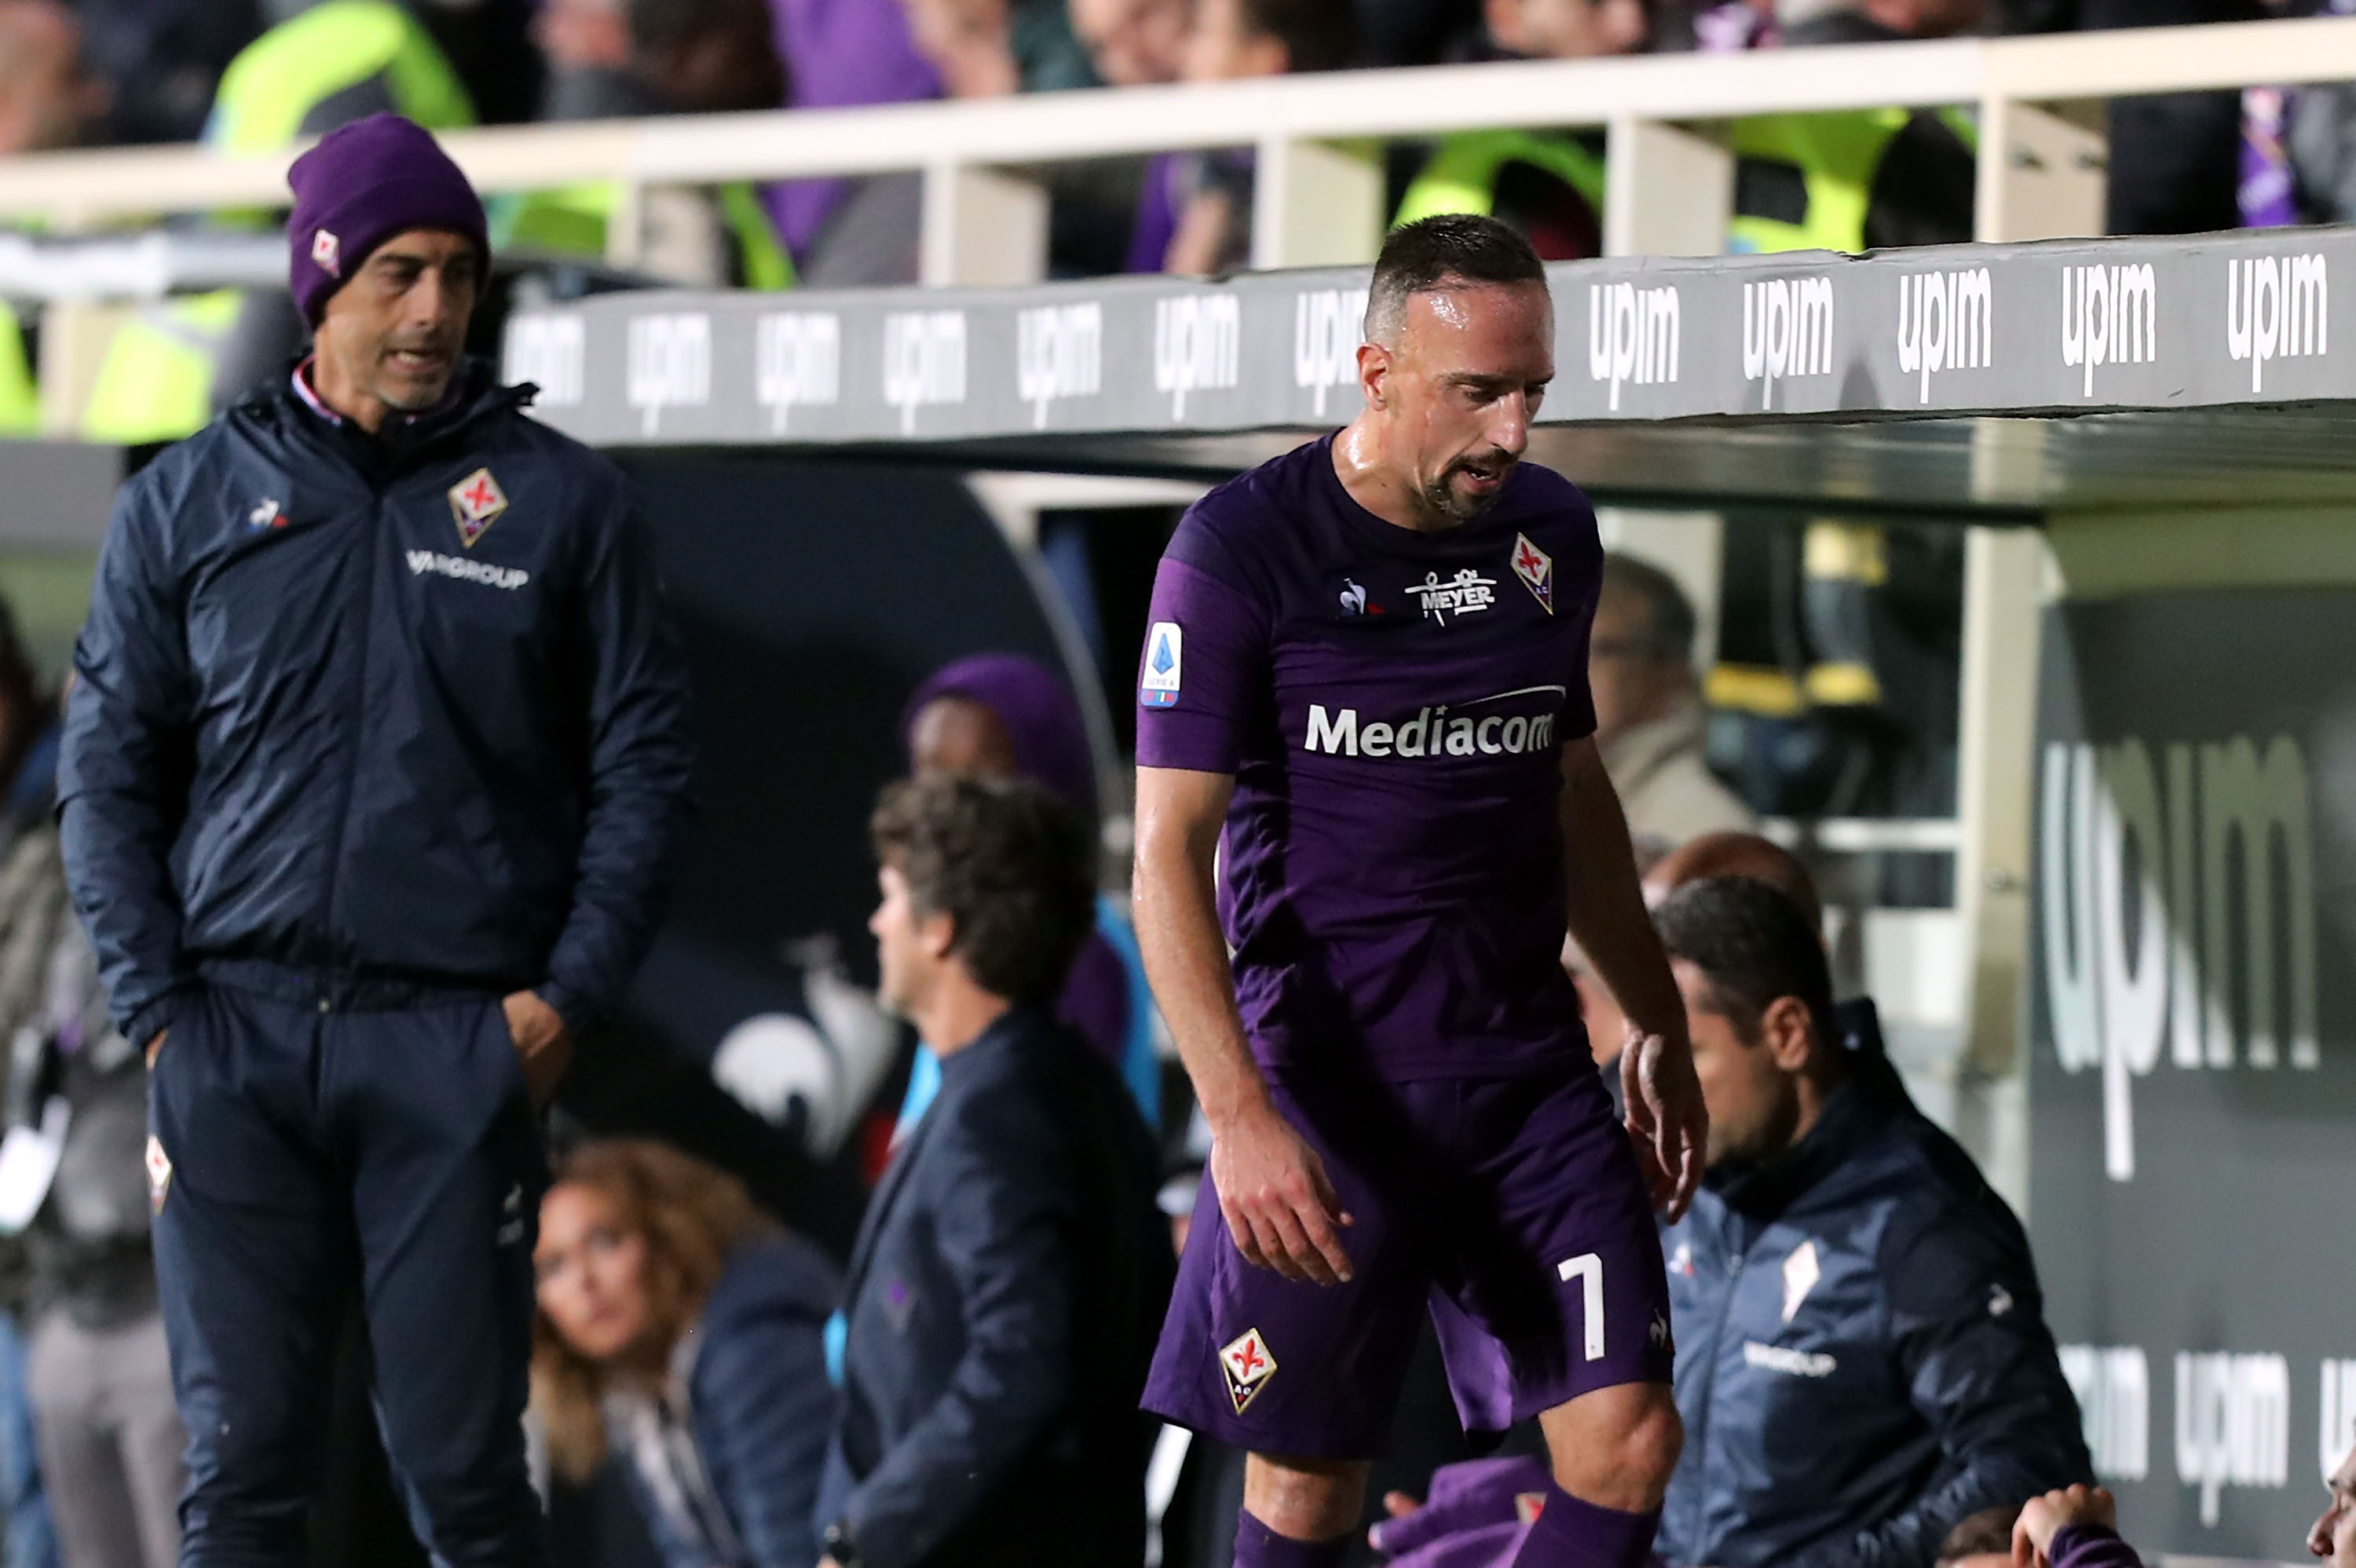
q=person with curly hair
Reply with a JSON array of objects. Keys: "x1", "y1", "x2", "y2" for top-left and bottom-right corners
[{"x1": 533, "y1": 1139, "x2": 840, "y2": 1568}]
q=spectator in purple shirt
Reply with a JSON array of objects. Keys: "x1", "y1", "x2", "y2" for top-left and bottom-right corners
[{"x1": 759, "y1": 0, "x2": 939, "y2": 283}]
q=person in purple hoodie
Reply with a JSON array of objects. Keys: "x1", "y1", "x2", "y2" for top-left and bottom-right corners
[{"x1": 898, "y1": 652, "x2": 1162, "y2": 1129}]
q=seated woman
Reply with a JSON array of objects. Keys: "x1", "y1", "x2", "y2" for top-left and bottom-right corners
[{"x1": 533, "y1": 1140, "x2": 840, "y2": 1568}]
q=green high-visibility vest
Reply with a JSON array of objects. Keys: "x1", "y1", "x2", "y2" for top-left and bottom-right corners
[
  {"x1": 1395, "y1": 111, "x2": 1974, "y2": 258},
  {"x1": 0, "y1": 317, "x2": 37, "y2": 437},
  {"x1": 205, "y1": 0, "x2": 474, "y2": 154},
  {"x1": 1727, "y1": 108, "x2": 1977, "y2": 255},
  {"x1": 85, "y1": 0, "x2": 477, "y2": 444},
  {"x1": 492, "y1": 179, "x2": 797, "y2": 291},
  {"x1": 1394, "y1": 128, "x2": 1608, "y2": 232},
  {"x1": 81, "y1": 291, "x2": 245, "y2": 446}
]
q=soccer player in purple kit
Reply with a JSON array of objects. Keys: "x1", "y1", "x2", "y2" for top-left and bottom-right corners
[{"x1": 1132, "y1": 213, "x2": 1709, "y2": 1568}]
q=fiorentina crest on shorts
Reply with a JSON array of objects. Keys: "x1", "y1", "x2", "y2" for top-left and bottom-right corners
[
  {"x1": 1218, "y1": 1327, "x2": 1278, "y2": 1415},
  {"x1": 1510, "y1": 534, "x2": 1553, "y2": 614},
  {"x1": 449, "y1": 468, "x2": 509, "y2": 547},
  {"x1": 145, "y1": 1134, "x2": 171, "y2": 1215}
]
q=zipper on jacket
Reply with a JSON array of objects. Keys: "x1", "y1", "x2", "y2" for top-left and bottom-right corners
[
  {"x1": 1684, "y1": 1237, "x2": 1746, "y2": 1557},
  {"x1": 310, "y1": 484, "x2": 388, "y2": 995}
]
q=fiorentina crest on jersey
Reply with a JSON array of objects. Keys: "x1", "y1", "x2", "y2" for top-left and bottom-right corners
[
  {"x1": 1218, "y1": 1327, "x2": 1278, "y2": 1415},
  {"x1": 449, "y1": 468, "x2": 509, "y2": 547},
  {"x1": 1510, "y1": 533, "x2": 1553, "y2": 614}
]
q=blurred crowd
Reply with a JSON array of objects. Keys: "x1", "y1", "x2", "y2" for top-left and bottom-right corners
[
  {"x1": 2, "y1": 0, "x2": 2355, "y2": 441},
  {"x1": 5, "y1": 0, "x2": 2356, "y2": 290}
]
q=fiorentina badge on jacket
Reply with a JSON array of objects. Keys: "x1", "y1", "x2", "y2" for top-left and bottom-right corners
[{"x1": 449, "y1": 468, "x2": 510, "y2": 547}]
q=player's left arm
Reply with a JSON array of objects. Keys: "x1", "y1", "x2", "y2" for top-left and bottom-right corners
[
  {"x1": 1557, "y1": 736, "x2": 1705, "y2": 1219},
  {"x1": 1811, "y1": 1215, "x2": 2094, "y2": 1568},
  {"x1": 531, "y1": 490, "x2": 699, "y2": 1048}
]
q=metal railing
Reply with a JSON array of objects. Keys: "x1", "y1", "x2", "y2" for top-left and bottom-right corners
[{"x1": 1, "y1": 16, "x2": 2354, "y2": 279}]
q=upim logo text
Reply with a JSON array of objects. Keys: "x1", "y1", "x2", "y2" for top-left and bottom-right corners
[
  {"x1": 1016, "y1": 302, "x2": 1102, "y2": 429},
  {"x1": 2041, "y1": 736, "x2": 2318, "y2": 1183},
  {"x1": 2175, "y1": 1351, "x2": 2289, "y2": 1526},
  {"x1": 2061, "y1": 264, "x2": 2157, "y2": 397},
  {"x1": 1589, "y1": 282, "x2": 1680, "y2": 411},
  {"x1": 2060, "y1": 1344, "x2": 2151, "y2": 1482},
  {"x1": 1154, "y1": 294, "x2": 1239, "y2": 420},
  {"x1": 503, "y1": 313, "x2": 584, "y2": 408},
  {"x1": 1741, "y1": 277, "x2": 1832, "y2": 411},
  {"x1": 1895, "y1": 268, "x2": 1992, "y2": 402},
  {"x1": 883, "y1": 310, "x2": 967, "y2": 434},
  {"x1": 625, "y1": 313, "x2": 710, "y2": 437},
  {"x1": 2227, "y1": 254, "x2": 2326, "y2": 393},
  {"x1": 1295, "y1": 288, "x2": 1370, "y2": 418},
  {"x1": 755, "y1": 312, "x2": 840, "y2": 435}
]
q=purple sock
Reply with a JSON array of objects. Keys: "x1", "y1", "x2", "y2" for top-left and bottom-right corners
[
  {"x1": 1509, "y1": 1482, "x2": 1661, "y2": 1568},
  {"x1": 1233, "y1": 1508, "x2": 1352, "y2": 1568}
]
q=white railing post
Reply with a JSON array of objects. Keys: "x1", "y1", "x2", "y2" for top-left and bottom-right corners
[
  {"x1": 1250, "y1": 137, "x2": 1385, "y2": 269},
  {"x1": 1946, "y1": 90, "x2": 2098, "y2": 1218},
  {"x1": 921, "y1": 163, "x2": 1049, "y2": 287},
  {"x1": 1974, "y1": 96, "x2": 2107, "y2": 244},
  {"x1": 1604, "y1": 115, "x2": 1731, "y2": 258},
  {"x1": 1948, "y1": 524, "x2": 2048, "y2": 1218}
]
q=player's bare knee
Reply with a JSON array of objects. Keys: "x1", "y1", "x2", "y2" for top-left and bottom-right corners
[
  {"x1": 1542, "y1": 1383, "x2": 1682, "y2": 1511},
  {"x1": 1244, "y1": 1452, "x2": 1369, "y2": 1541}
]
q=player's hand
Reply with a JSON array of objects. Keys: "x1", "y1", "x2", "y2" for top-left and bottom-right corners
[
  {"x1": 1622, "y1": 1022, "x2": 1707, "y2": 1223},
  {"x1": 2014, "y1": 1485, "x2": 2116, "y2": 1568},
  {"x1": 503, "y1": 991, "x2": 574, "y2": 1108},
  {"x1": 1209, "y1": 1098, "x2": 1355, "y2": 1286},
  {"x1": 145, "y1": 1029, "x2": 166, "y2": 1070}
]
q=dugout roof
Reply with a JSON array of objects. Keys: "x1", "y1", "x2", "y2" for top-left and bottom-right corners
[{"x1": 496, "y1": 225, "x2": 2356, "y2": 523}]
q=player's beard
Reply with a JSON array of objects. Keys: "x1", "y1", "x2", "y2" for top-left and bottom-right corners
[{"x1": 1422, "y1": 449, "x2": 1517, "y2": 525}]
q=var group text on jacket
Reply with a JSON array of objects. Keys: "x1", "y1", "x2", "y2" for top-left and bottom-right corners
[{"x1": 57, "y1": 363, "x2": 698, "y2": 1047}]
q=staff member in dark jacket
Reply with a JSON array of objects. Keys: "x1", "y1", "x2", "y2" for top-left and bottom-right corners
[
  {"x1": 56, "y1": 111, "x2": 697, "y2": 1566},
  {"x1": 1652, "y1": 879, "x2": 2089, "y2": 1568},
  {"x1": 819, "y1": 775, "x2": 1169, "y2": 1568}
]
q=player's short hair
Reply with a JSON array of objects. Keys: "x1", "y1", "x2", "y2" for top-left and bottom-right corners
[
  {"x1": 1654, "y1": 876, "x2": 1834, "y2": 1049},
  {"x1": 871, "y1": 773, "x2": 1097, "y2": 1006},
  {"x1": 1238, "y1": 0, "x2": 1355, "y2": 73},
  {"x1": 1365, "y1": 214, "x2": 1547, "y2": 345},
  {"x1": 1934, "y1": 1505, "x2": 2021, "y2": 1567},
  {"x1": 1601, "y1": 552, "x2": 1698, "y2": 666}
]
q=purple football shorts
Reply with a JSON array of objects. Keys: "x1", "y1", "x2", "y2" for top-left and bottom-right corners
[{"x1": 1141, "y1": 1062, "x2": 1673, "y2": 1458}]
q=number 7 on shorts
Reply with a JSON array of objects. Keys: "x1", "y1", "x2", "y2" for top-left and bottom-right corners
[{"x1": 1557, "y1": 1252, "x2": 1605, "y2": 1361}]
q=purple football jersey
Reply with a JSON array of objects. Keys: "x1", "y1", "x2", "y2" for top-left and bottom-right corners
[{"x1": 1136, "y1": 435, "x2": 1604, "y2": 1079}]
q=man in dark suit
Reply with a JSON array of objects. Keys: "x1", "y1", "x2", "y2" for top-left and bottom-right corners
[{"x1": 817, "y1": 774, "x2": 1170, "y2": 1568}]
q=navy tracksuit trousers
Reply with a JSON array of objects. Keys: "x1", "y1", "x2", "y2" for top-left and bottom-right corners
[{"x1": 147, "y1": 978, "x2": 547, "y2": 1567}]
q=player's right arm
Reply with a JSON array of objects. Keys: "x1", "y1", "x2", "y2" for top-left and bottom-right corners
[
  {"x1": 1133, "y1": 765, "x2": 1354, "y2": 1287},
  {"x1": 57, "y1": 471, "x2": 197, "y2": 1056}
]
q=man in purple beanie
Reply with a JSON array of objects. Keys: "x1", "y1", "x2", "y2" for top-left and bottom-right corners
[{"x1": 57, "y1": 112, "x2": 697, "y2": 1566}]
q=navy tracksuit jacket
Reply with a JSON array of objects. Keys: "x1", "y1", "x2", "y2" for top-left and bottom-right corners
[
  {"x1": 1655, "y1": 1057, "x2": 2092, "y2": 1568},
  {"x1": 57, "y1": 360, "x2": 697, "y2": 1567}
]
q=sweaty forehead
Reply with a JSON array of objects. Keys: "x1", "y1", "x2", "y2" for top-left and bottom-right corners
[{"x1": 1397, "y1": 280, "x2": 1554, "y2": 370}]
